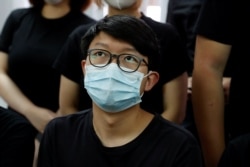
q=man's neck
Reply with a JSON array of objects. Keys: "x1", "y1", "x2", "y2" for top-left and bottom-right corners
[{"x1": 92, "y1": 106, "x2": 153, "y2": 147}]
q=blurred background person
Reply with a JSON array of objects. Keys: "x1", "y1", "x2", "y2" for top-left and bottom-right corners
[
  {"x1": 166, "y1": 0, "x2": 203, "y2": 139},
  {"x1": 166, "y1": 0, "x2": 233, "y2": 142},
  {"x1": 192, "y1": 0, "x2": 249, "y2": 166},
  {"x1": 0, "y1": 0, "x2": 95, "y2": 166}
]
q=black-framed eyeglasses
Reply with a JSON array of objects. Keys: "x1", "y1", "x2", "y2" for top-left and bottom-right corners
[{"x1": 87, "y1": 49, "x2": 148, "y2": 73}]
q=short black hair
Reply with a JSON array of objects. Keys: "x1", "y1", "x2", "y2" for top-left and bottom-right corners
[{"x1": 81, "y1": 15, "x2": 161, "y2": 72}]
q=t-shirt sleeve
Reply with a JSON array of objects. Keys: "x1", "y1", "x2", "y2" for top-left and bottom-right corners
[
  {"x1": 0, "y1": 8, "x2": 28, "y2": 53},
  {"x1": 174, "y1": 135, "x2": 204, "y2": 167},
  {"x1": 195, "y1": 0, "x2": 233, "y2": 44}
]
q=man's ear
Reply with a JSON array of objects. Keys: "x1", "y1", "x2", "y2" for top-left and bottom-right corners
[
  {"x1": 144, "y1": 71, "x2": 160, "y2": 92},
  {"x1": 81, "y1": 60, "x2": 86, "y2": 74}
]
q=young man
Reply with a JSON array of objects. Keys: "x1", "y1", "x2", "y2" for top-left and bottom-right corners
[
  {"x1": 38, "y1": 15, "x2": 203, "y2": 167},
  {"x1": 55, "y1": 0, "x2": 189, "y2": 124}
]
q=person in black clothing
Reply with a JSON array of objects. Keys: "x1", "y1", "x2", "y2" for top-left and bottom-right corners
[
  {"x1": 55, "y1": 0, "x2": 189, "y2": 125},
  {"x1": 0, "y1": 0, "x2": 95, "y2": 166},
  {"x1": 192, "y1": 0, "x2": 250, "y2": 166},
  {"x1": 166, "y1": 0, "x2": 203, "y2": 139},
  {"x1": 167, "y1": 0, "x2": 203, "y2": 75},
  {"x1": 166, "y1": 0, "x2": 233, "y2": 142},
  {"x1": 38, "y1": 15, "x2": 203, "y2": 167},
  {"x1": 218, "y1": 133, "x2": 250, "y2": 167},
  {"x1": 0, "y1": 107, "x2": 36, "y2": 167}
]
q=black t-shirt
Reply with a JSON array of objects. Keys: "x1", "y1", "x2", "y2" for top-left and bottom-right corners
[
  {"x1": 53, "y1": 13, "x2": 189, "y2": 114},
  {"x1": 218, "y1": 133, "x2": 250, "y2": 167},
  {"x1": 195, "y1": 0, "x2": 250, "y2": 138},
  {"x1": 38, "y1": 109, "x2": 203, "y2": 167},
  {"x1": 0, "y1": 7, "x2": 96, "y2": 111},
  {"x1": 167, "y1": 0, "x2": 203, "y2": 75}
]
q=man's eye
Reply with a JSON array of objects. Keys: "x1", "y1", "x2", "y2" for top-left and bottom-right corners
[
  {"x1": 95, "y1": 51, "x2": 105, "y2": 57},
  {"x1": 124, "y1": 55, "x2": 139, "y2": 63}
]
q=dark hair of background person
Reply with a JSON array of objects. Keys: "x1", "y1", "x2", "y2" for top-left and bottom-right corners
[{"x1": 28, "y1": 0, "x2": 92, "y2": 11}]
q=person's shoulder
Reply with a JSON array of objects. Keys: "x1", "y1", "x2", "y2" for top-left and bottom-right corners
[
  {"x1": 10, "y1": 7, "x2": 34, "y2": 16},
  {"x1": 74, "y1": 21, "x2": 97, "y2": 34},
  {"x1": 157, "y1": 115, "x2": 198, "y2": 143},
  {"x1": 140, "y1": 13, "x2": 180, "y2": 37},
  {"x1": 70, "y1": 11, "x2": 96, "y2": 25},
  {"x1": 11, "y1": 7, "x2": 30, "y2": 13},
  {"x1": 141, "y1": 13, "x2": 175, "y2": 30},
  {"x1": 48, "y1": 109, "x2": 92, "y2": 128},
  {"x1": 4, "y1": 8, "x2": 33, "y2": 29},
  {"x1": 69, "y1": 21, "x2": 97, "y2": 39},
  {"x1": 9, "y1": 7, "x2": 33, "y2": 20}
]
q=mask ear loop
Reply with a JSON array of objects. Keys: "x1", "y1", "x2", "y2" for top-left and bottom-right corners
[
  {"x1": 144, "y1": 71, "x2": 152, "y2": 78},
  {"x1": 140, "y1": 71, "x2": 152, "y2": 97}
]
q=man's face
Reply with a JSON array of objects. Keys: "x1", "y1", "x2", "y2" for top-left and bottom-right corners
[{"x1": 82, "y1": 31, "x2": 150, "y2": 93}]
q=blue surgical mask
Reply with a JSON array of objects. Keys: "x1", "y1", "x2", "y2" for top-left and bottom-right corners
[{"x1": 84, "y1": 63, "x2": 146, "y2": 113}]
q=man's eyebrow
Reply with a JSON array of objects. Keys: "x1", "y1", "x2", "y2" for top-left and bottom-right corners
[
  {"x1": 91, "y1": 43, "x2": 137, "y2": 53},
  {"x1": 92, "y1": 42, "x2": 108, "y2": 48}
]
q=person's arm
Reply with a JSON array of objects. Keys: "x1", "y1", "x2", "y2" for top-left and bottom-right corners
[
  {"x1": 188, "y1": 76, "x2": 231, "y2": 101},
  {"x1": 161, "y1": 72, "x2": 188, "y2": 124},
  {"x1": 0, "y1": 51, "x2": 56, "y2": 133},
  {"x1": 192, "y1": 35, "x2": 231, "y2": 167},
  {"x1": 57, "y1": 75, "x2": 80, "y2": 116}
]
